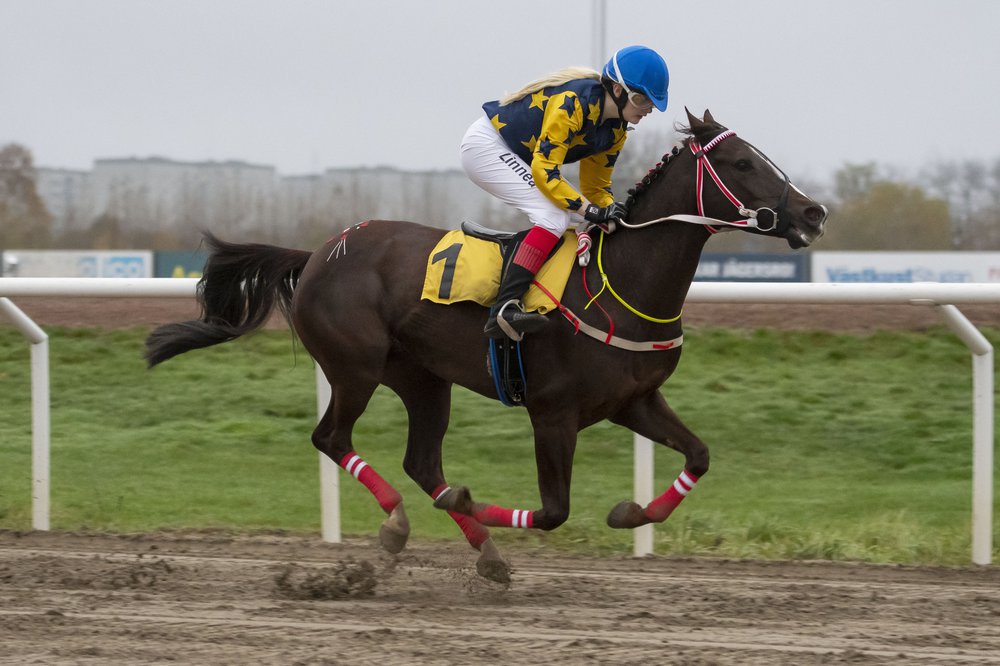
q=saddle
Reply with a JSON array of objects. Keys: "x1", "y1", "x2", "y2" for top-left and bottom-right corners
[{"x1": 461, "y1": 220, "x2": 519, "y2": 244}]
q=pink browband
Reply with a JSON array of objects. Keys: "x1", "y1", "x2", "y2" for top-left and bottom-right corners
[
  {"x1": 689, "y1": 130, "x2": 751, "y2": 233},
  {"x1": 698, "y1": 129, "x2": 737, "y2": 153}
]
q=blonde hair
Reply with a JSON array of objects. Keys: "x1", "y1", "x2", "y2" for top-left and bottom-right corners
[{"x1": 500, "y1": 67, "x2": 601, "y2": 106}]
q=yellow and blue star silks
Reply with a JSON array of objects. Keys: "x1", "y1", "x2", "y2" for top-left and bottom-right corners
[{"x1": 482, "y1": 78, "x2": 627, "y2": 213}]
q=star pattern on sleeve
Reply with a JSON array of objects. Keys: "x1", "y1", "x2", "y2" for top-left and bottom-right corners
[
  {"x1": 562, "y1": 129, "x2": 587, "y2": 149},
  {"x1": 612, "y1": 126, "x2": 628, "y2": 145},
  {"x1": 529, "y1": 90, "x2": 549, "y2": 111},
  {"x1": 522, "y1": 85, "x2": 598, "y2": 214},
  {"x1": 537, "y1": 137, "x2": 557, "y2": 159},
  {"x1": 520, "y1": 135, "x2": 539, "y2": 153},
  {"x1": 605, "y1": 151, "x2": 620, "y2": 168},
  {"x1": 559, "y1": 93, "x2": 578, "y2": 117}
]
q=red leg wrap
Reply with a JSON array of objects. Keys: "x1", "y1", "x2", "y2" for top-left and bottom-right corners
[
  {"x1": 448, "y1": 511, "x2": 490, "y2": 548},
  {"x1": 512, "y1": 226, "x2": 560, "y2": 274},
  {"x1": 644, "y1": 469, "x2": 699, "y2": 522},
  {"x1": 339, "y1": 452, "x2": 402, "y2": 514},
  {"x1": 474, "y1": 504, "x2": 534, "y2": 528},
  {"x1": 431, "y1": 484, "x2": 490, "y2": 548}
]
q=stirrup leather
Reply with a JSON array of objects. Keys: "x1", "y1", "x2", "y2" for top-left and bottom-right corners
[
  {"x1": 497, "y1": 300, "x2": 526, "y2": 341},
  {"x1": 488, "y1": 300, "x2": 548, "y2": 341}
]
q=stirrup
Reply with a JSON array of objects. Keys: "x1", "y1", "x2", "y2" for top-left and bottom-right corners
[{"x1": 484, "y1": 300, "x2": 548, "y2": 341}]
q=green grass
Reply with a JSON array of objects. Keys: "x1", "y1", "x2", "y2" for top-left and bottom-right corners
[{"x1": 1, "y1": 323, "x2": 997, "y2": 565}]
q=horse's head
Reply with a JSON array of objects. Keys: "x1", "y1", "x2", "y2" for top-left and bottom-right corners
[{"x1": 661, "y1": 109, "x2": 828, "y2": 248}]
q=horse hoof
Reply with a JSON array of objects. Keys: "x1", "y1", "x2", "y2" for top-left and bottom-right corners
[
  {"x1": 379, "y1": 504, "x2": 410, "y2": 554},
  {"x1": 476, "y1": 538, "x2": 511, "y2": 584},
  {"x1": 606, "y1": 500, "x2": 649, "y2": 529},
  {"x1": 432, "y1": 486, "x2": 475, "y2": 515}
]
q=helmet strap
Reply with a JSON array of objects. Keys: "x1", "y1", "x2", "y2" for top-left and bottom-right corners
[
  {"x1": 601, "y1": 76, "x2": 629, "y2": 120},
  {"x1": 610, "y1": 50, "x2": 636, "y2": 117}
]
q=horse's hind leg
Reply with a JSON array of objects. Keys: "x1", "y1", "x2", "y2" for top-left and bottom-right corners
[
  {"x1": 606, "y1": 389, "x2": 708, "y2": 528},
  {"x1": 433, "y1": 413, "x2": 579, "y2": 533},
  {"x1": 312, "y1": 379, "x2": 410, "y2": 553},
  {"x1": 385, "y1": 361, "x2": 510, "y2": 583}
]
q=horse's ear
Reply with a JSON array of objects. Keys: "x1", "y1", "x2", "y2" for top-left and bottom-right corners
[
  {"x1": 685, "y1": 107, "x2": 702, "y2": 128},
  {"x1": 703, "y1": 109, "x2": 716, "y2": 124}
]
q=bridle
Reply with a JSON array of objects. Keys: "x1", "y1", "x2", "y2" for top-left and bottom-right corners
[
  {"x1": 571, "y1": 128, "x2": 795, "y2": 331},
  {"x1": 619, "y1": 129, "x2": 792, "y2": 236}
]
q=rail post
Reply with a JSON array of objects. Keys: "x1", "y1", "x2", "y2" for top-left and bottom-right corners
[{"x1": 0, "y1": 297, "x2": 50, "y2": 531}]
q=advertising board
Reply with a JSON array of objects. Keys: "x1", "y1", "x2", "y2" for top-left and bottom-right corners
[
  {"x1": 695, "y1": 253, "x2": 809, "y2": 282},
  {"x1": 812, "y1": 252, "x2": 1000, "y2": 283},
  {"x1": 0, "y1": 251, "x2": 154, "y2": 277},
  {"x1": 154, "y1": 250, "x2": 208, "y2": 278}
]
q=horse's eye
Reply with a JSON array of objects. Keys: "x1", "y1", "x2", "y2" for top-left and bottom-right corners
[{"x1": 734, "y1": 159, "x2": 753, "y2": 172}]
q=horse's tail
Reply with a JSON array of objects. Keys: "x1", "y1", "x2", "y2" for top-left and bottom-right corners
[{"x1": 145, "y1": 232, "x2": 312, "y2": 367}]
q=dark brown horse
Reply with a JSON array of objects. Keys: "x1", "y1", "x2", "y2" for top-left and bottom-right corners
[{"x1": 146, "y1": 110, "x2": 827, "y2": 583}]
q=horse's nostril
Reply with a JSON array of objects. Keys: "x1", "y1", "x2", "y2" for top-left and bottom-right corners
[{"x1": 805, "y1": 205, "x2": 827, "y2": 225}]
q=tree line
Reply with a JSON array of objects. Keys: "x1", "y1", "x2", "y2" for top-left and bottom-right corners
[{"x1": 2, "y1": 139, "x2": 999, "y2": 252}]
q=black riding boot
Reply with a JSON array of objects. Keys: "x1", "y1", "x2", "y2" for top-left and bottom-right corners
[{"x1": 483, "y1": 263, "x2": 549, "y2": 339}]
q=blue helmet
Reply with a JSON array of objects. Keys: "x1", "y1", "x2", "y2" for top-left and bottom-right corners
[{"x1": 602, "y1": 45, "x2": 669, "y2": 111}]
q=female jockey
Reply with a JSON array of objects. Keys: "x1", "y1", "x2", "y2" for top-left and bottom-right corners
[{"x1": 461, "y1": 45, "x2": 670, "y2": 339}]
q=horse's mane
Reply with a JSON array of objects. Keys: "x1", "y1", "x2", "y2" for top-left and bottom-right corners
[
  {"x1": 624, "y1": 126, "x2": 691, "y2": 208},
  {"x1": 624, "y1": 121, "x2": 727, "y2": 208}
]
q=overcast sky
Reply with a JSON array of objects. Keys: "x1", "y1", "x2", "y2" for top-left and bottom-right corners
[{"x1": 3, "y1": 0, "x2": 998, "y2": 182}]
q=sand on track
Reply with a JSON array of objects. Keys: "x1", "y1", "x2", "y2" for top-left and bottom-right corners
[{"x1": 2, "y1": 530, "x2": 999, "y2": 666}]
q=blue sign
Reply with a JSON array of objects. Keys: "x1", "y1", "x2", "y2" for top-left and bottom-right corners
[{"x1": 695, "y1": 253, "x2": 810, "y2": 282}]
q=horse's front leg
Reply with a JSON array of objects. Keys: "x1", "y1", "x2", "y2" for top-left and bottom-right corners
[
  {"x1": 433, "y1": 416, "x2": 577, "y2": 532},
  {"x1": 606, "y1": 389, "x2": 709, "y2": 529}
]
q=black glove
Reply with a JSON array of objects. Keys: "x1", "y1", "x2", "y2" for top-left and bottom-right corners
[{"x1": 584, "y1": 201, "x2": 628, "y2": 224}]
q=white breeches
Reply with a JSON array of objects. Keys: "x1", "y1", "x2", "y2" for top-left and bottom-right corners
[{"x1": 460, "y1": 115, "x2": 579, "y2": 235}]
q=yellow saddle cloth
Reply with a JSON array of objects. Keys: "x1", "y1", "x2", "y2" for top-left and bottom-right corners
[{"x1": 421, "y1": 230, "x2": 576, "y2": 313}]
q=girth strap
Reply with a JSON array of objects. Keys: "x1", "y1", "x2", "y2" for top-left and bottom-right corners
[{"x1": 559, "y1": 305, "x2": 683, "y2": 351}]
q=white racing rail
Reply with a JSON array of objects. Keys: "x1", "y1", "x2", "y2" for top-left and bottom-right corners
[{"x1": 1, "y1": 278, "x2": 997, "y2": 564}]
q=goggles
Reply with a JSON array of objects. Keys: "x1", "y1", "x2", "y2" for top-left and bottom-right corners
[{"x1": 627, "y1": 91, "x2": 654, "y2": 110}]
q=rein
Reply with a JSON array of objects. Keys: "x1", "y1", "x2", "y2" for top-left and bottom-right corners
[{"x1": 586, "y1": 230, "x2": 682, "y2": 323}]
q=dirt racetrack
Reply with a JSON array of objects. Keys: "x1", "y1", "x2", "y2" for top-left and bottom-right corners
[
  {"x1": 3, "y1": 299, "x2": 1000, "y2": 665},
  {"x1": 2, "y1": 530, "x2": 1000, "y2": 665}
]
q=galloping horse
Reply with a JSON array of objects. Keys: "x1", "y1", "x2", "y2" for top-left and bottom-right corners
[{"x1": 146, "y1": 110, "x2": 827, "y2": 582}]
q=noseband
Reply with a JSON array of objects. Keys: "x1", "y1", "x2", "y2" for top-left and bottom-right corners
[{"x1": 621, "y1": 130, "x2": 792, "y2": 235}]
